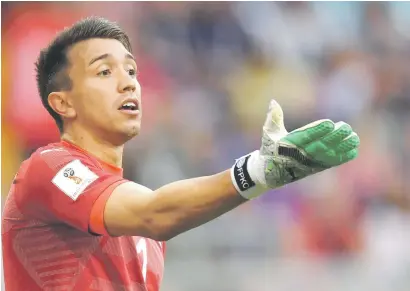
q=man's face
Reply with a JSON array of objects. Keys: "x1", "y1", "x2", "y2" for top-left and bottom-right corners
[{"x1": 65, "y1": 38, "x2": 142, "y2": 144}]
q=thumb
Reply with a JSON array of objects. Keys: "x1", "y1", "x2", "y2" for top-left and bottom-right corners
[{"x1": 263, "y1": 99, "x2": 287, "y2": 135}]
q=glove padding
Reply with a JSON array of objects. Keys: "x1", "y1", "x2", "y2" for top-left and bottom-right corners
[
  {"x1": 232, "y1": 99, "x2": 360, "y2": 199},
  {"x1": 260, "y1": 100, "x2": 360, "y2": 188}
]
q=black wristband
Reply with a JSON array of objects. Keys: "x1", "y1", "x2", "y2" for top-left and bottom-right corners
[{"x1": 233, "y1": 155, "x2": 256, "y2": 192}]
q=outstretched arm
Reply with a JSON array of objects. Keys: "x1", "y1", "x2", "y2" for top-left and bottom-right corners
[{"x1": 100, "y1": 100, "x2": 360, "y2": 240}]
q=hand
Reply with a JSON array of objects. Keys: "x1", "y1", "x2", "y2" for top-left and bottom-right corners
[
  {"x1": 231, "y1": 100, "x2": 360, "y2": 199},
  {"x1": 258, "y1": 99, "x2": 360, "y2": 188}
]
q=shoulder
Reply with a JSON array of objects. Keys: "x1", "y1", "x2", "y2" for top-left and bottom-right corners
[
  {"x1": 30, "y1": 142, "x2": 100, "y2": 173},
  {"x1": 22, "y1": 142, "x2": 103, "y2": 193}
]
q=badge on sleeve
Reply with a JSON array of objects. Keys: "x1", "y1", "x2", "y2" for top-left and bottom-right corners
[{"x1": 52, "y1": 160, "x2": 99, "y2": 200}]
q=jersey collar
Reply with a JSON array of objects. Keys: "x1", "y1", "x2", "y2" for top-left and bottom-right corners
[{"x1": 60, "y1": 140, "x2": 123, "y2": 176}]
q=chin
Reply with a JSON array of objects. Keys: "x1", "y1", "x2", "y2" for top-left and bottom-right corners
[
  {"x1": 126, "y1": 126, "x2": 140, "y2": 138},
  {"x1": 108, "y1": 119, "x2": 141, "y2": 145},
  {"x1": 124, "y1": 122, "x2": 141, "y2": 138}
]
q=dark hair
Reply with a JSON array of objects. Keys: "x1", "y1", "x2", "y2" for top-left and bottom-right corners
[{"x1": 35, "y1": 16, "x2": 132, "y2": 132}]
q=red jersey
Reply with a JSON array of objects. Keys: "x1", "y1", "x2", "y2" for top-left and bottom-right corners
[{"x1": 2, "y1": 141, "x2": 166, "y2": 291}]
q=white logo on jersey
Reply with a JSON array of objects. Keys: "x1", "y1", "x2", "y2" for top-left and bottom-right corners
[{"x1": 52, "y1": 160, "x2": 98, "y2": 200}]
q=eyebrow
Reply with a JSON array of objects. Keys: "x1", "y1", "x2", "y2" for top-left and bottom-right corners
[{"x1": 88, "y1": 53, "x2": 136, "y2": 66}]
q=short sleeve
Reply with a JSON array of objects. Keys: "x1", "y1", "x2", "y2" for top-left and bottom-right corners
[{"x1": 18, "y1": 148, "x2": 128, "y2": 234}]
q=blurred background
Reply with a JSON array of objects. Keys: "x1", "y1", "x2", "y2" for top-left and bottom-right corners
[{"x1": 2, "y1": 1, "x2": 410, "y2": 290}]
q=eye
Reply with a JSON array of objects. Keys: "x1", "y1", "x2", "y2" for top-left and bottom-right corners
[
  {"x1": 128, "y1": 68, "x2": 137, "y2": 77},
  {"x1": 97, "y1": 69, "x2": 111, "y2": 77}
]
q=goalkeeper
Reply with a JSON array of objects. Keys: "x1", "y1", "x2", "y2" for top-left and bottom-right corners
[{"x1": 2, "y1": 17, "x2": 359, "y2": 291}]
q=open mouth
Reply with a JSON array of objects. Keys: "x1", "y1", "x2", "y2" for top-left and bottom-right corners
[
  {"x1": 118, "y1": 100, "x2": 139, "y2": 112},
  {"x1": 119, "y1": 103, "x2": 138, "y2": 111}
]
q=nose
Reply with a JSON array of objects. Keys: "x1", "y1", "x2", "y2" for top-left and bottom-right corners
[{"x1": 118, "y1": 71, "x2": 136, "y2": 93}]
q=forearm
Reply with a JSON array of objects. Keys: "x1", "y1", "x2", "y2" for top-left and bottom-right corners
[
  {"x1": 104, "y1": 152, "x2": 267, "y2": 239},
  {"x1": 145, "y1": 170, "x2": 247, "y2": 240}
]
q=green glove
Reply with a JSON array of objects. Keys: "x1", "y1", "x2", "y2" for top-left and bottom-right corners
[{"x1": 231, "y1": 100, "x2": 360, "y2": 199}]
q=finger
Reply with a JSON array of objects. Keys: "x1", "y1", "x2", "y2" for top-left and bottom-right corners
[
  {"x1": 321, "y1": 122, "x2": 352, "y2": 147},
  {"x1": 303, "y1": 130, "x2": 360, "y2": 157},
  {"x1": 322, "y1": 148, "x2": 359, "y2": 167},
  {"x1": 335, "y1": 148, "x2": 359, "y2": 165},
  {"x1": 333, "y1": 132, "x2": 360, "y2": 153},
  {"x1": 303, "y1": 139, "x2": 328, "y2": 157},
  {"x1": 263, "y1": 99, "x2": 287, "y2": 135},
  {"x1": 283, "y1": 119, "x2": 335, "y2": 147}
]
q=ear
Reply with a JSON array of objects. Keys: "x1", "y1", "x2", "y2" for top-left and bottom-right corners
[{"x1": 48, "y1": 92, "x2": 76, "y2": 119}]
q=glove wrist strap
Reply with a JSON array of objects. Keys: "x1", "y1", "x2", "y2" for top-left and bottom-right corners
[{"x1": 230, "y1": 151, "x2": 267, "y2": 200}]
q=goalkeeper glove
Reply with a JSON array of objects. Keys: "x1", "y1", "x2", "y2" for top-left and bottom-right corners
[{"x1": 231, "y1": 99, "x2": 360, "y2": 200}]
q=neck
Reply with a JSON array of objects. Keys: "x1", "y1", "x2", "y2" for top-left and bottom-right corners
[{"x1": 61, "y1": 127, "x2": 124, "y2": 168}]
